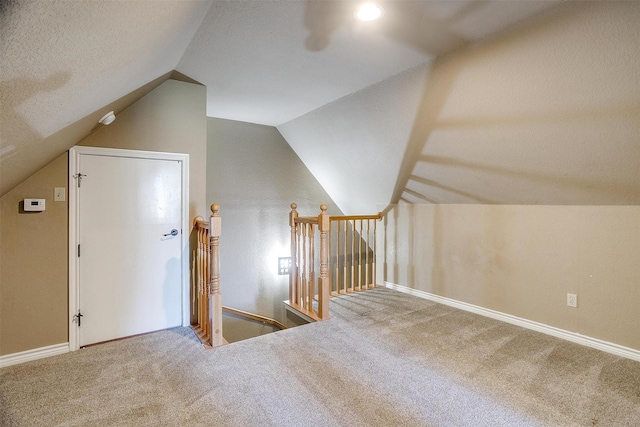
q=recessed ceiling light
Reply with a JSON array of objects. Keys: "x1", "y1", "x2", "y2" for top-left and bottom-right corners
[{"x1": 355, "y1": 3, "x2": 384, "y2": 22}]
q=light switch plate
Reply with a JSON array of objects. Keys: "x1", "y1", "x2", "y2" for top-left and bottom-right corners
[{"x1": 54, "y1": 187, "x2": 65, "y2": 202}]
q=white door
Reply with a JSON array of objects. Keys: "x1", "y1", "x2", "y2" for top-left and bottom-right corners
[{"x1": 72, "y1": 149, "x2": 186, "y2": 347}]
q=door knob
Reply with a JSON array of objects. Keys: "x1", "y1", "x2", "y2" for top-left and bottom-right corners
[{"x1": 164, "y1": 229, "x2": 179, "y2": 237}]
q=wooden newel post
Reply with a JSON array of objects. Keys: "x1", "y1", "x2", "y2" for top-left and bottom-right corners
[
  {"x1": 209, "y1": 203, "x2": 223, "y2": 347},
  {"x1": 318, "y1": 204, "x2": 331, "y2": 319},
  {"x1": 289, "y1": 203, "x2": 298, "y2": 306}
]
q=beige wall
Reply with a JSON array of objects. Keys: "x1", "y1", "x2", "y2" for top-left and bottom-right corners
[
  {"x1": 80, "y1": 79, "x2": 207, "y2": 224},
  {"x1": 0, "y1": 78, "x2": 207, "y2": 356},
  {"x1": 382, "y1": 204, "x2": 640, "y2": 351},
  {"x1": 1, "y1": 153, "x2": 69, "y2": 355},
  {"x1": 207, "y1": 118, "x2": 341, "y2": 338},
  {"x1": 376, "y1": 2, "x2": 640, "y2": 355}
]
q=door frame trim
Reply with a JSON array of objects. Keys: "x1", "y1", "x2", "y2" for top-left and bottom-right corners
[{"x1": 68, "y1": 146, "x2": 190, "y2": 351}]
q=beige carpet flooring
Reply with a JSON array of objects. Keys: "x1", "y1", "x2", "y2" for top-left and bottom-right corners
[{"x1": 1, "y1": 287, "x2": 639, "y2": 426}]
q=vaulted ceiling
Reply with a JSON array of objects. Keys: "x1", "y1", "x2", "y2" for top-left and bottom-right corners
[{"x1": 2, "y1": 1, "x2": 638, "y2": 212}]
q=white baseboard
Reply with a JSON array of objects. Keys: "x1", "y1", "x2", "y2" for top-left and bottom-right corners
[
  {"x1": 0, "y1": 343, "x2": 70, "y2": 368},
  {"x1": 384, "y1": 282, "x2": 640, "y2": 362}
]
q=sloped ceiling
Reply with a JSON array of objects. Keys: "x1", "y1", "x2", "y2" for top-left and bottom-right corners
[
  {"x1": 2, "y1": 1, "x2": 638, "y2": 211},
  {"x1": 1, "y1": 0, "x2": 211, "y2": 196},
  {"x1": 280, "y1": 2, "x2": 640, "y2": 213},
  {"x1": 177, "y1": 0, "x2": 562, "y2": 126}
]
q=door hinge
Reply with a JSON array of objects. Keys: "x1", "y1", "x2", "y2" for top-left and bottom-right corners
[
  {"x1": 72, "y1": 173, "x2": 87, "y2": 187},
  {"x1": 78, "y1": 244, "x2": 80, "y2": 257},
  {"x1": 72, "y1": 310, "x2": 84, "y2": 327}
]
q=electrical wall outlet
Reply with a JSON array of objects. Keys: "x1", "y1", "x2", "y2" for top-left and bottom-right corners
[{"x1": 567, "y1": 293, "x2": 578, "y2": 308}]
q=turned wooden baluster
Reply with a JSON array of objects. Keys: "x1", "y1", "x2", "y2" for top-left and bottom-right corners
[
  {"x1": 193, "y1": 219, "x2": 207, "y2": 336},
  {"x1": 340, "y1": 221, "x2": 349, "y2": 294},
  {"x1": 308, "y1": 224, "x2": 315, "y2": 312},
  {"x1": 199, "y1": 225, "x2": 206, "y2": 335},
  {"x1": 289, "y1": 203, "x2": 298, "y2": 306},
  {"x1": 365, "y1": 219, "x2": 370, "y2": 289},
  {"x1": 204, "y1": 226, "x2": 211, "y2": 336},
  {"x1": 349, "y1": 220, "x2": 356, "y2": 292},
  {"x1": 335, "y1": 219, "x2": 341, "y2": 294},
  {"x1": 371, "y1": 214, "x2": 382, "y2": 288},
  {"x1": 209, "y1": 203, "x2": 223, "y2": 347},
  {"x1": 297, "y1": 223, "x2": 303, "y2": 307},
  {"x1": 318, "y1": 204, "x2": 330, "y2": 319},
  {"x1": 301, "y1": 222, "x2": 308, "y2": 310}
]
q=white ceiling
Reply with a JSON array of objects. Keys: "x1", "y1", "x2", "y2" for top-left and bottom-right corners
[
  {"x1": 3, "y1": 1, "x2": 637, "y2": 212},
  {"x1": 177, "y1": 0, "x2": 559, "y2": 126},
  {"x1": 0, "y1": 0, "x2": 559, "y2": 145}
]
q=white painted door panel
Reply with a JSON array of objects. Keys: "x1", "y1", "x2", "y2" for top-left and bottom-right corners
[{"x1": 78, "y1": 154, "x2": 183, "y2": 346}]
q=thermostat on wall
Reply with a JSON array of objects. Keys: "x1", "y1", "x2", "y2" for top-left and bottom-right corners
[{"x1": 24, "y1": 198, "x2": 45, "y2": 211}]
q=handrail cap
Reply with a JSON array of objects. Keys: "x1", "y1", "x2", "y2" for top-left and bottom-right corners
[
  {"x1": 210, "y1": 203, "x2": 220, "y2": 215},
  {"x1": 291, "y1": 202, "x2": 297, "y2": 210}
]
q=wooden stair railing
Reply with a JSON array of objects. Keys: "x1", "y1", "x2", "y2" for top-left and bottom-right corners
[
  {"x1": 222, "y1": 306, "x2": 287, "y2": 330},
  {"x1": 193, "y1": 203, "x2": 224, "y2": 348},
  {"x1": 285, "y1": 203, "x2": 381, "y2": 321},
  {"x1": 329, "y1": 212, "x2": 380, "y2": 296}
]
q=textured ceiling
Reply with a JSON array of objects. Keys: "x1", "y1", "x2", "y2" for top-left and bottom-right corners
[
  {"x1": 1, "y1": 0, "x2": 209, "y2": 145},
  {"x1": 1, "y1": 0, "x2": 210, "y2": 195},
  {"x1": 2, "y1": 1, "x2": 637, "y2": 211}
]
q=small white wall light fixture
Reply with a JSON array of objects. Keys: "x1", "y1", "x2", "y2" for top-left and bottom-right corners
[
  {"x1": 98, "y1": 111, "x2": 116, "y2": 125},
  {"x1": 355, "y1": 3, "x2": 384, "y2": 21}
]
